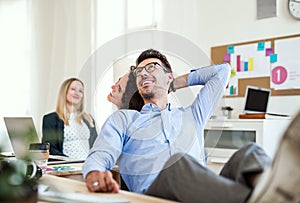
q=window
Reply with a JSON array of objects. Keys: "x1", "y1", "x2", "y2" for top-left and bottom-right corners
[
  {"x1": 0, "y1": 0, "x2": 30, "y2": 151},
  {"x1": 94, "y1": 0, "x2": 156, "y2": 128},
  {"x1": 127, "y1": 0, "x2": 156, "y2": 31},
  {"x1": 0, "y1": 1, "x2": 30, "y2": 115}
]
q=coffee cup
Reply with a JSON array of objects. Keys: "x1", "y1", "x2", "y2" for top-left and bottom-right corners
[
  {"x1": 0, "y1": 159, "x2": 39, "y2": 202},
  {"x1": 2, "y1": 159, "x2": 38, "y2": 179},
  {"x1": 29, "y1": 143, "x2": 50, "y2": 174}
]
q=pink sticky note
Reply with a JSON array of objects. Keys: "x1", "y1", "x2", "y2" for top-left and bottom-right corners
[
  {"x1": 265, "y1": 48, "x2": 273, "y2": 56},
  {"x1": 224, "y1": 53, "x2": 231, "y2": 62}
]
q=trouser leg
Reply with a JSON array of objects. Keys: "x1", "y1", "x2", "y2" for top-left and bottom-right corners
[
  {"x1": 220, "y1": 142, "x2": 272, "y2": 188},
  {"x1": 145, "y1": 153, "x2": 252, "y2": 203}
]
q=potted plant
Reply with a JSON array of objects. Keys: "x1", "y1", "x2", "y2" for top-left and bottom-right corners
[{"x1": 0, "y1": 148, "x2": 40, "y2": 203}]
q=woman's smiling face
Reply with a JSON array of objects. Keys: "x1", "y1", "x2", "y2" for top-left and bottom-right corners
[{"x1": 66, "y1": 80, "x2": 84, "y2": 107}]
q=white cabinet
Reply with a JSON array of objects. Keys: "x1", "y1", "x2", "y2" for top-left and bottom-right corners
[{"x1": 204, "y1": 119, "x2": 291, "y2": 170}]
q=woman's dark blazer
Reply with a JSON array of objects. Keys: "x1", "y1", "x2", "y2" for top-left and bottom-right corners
[{"x1": 42, "y1": 112, "x2": 98, "y2": 156}]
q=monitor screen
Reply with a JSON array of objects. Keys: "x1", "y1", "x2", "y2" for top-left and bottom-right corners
[{"x1": 244, "y1": 86, "x2": 271, "y2": 114}]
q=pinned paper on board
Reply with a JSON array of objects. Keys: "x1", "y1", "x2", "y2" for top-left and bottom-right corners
[
  {"x1": 212, "y1": 34, "x2": 300, "y2": 97},
  {"x1": 271, "y1": 37, "x2": 300, "y2": 90},
  {"x1": 270, "y1": 54, "x2": 277, "y2": 63},
  {"x1": 224, "y1": 41, "x2": 272, "y2": 96},
  {"x1": 227, "y1": 46, "x2": 235, "y2": 54},
  {"x1": 224, "y1": 53, "x2": 231, "y2": 62},
  {"x1": 265, "y1": 47, "x2": 273, "y2": 56},
  {"x1": 257, "y1": 42, "x2": 265, "y2": 51}
]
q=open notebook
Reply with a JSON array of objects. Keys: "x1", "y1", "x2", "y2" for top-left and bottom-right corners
[{"x1": 2, "y1": 117, "x2": 84, "y2": 164}]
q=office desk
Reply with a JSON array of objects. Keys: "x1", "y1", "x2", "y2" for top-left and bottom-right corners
[
  {"x1": 46, "y1": 163, "x2": 121, "y2": 185},
  {"x1": 46, "y1": 163, "x2": 84, "y2": 182},
  {"x1": 38, "y1": 174, "x2": 177, "y2": 203}
]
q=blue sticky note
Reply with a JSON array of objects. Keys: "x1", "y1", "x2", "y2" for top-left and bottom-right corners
[
  {"x1": 257, "y1": 42, "x2": 265, "y2": 51},
  {"x1": 227, "y1": 46, "x2": 234, "y2": 54},
  {"x1": 270, "y1": 54, "x2": 277, "y2": 63}
]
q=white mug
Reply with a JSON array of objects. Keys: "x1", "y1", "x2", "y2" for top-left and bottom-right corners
[{"x1": 9, "y1": 160, "x2": 37, "y2": 179}]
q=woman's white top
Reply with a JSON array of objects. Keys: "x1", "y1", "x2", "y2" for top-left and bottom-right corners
[{"x1": 63, "y1": 113, "x2": 90, "y2": 159}]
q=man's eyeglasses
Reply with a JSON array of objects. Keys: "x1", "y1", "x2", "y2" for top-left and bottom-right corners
[{"x1": 130, "y1": 62, "x2": 171, "y2": 77}]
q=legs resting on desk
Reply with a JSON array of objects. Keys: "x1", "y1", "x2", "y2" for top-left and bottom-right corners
[
  {"x1": 146, "y1": 111, "x2": 300, "y2": 203},
  {"x1": 146, "y1": 143, "x2": 269, "y2": 203}
]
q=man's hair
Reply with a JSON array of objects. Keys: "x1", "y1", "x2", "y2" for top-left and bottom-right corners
[
  {"x1": 121, "y1": 71, "x2": 144, "y2": 111},
  {"x1": 135, "y1": 49, "x2": 172, "y2": 72}
]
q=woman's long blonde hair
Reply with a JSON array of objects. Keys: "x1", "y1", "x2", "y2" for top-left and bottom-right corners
[{"x1": 56, "y1": 78, "x2": 94, "y2": 127}]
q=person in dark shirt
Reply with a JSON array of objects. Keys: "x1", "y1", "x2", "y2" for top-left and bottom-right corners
[{"x1": 42, "y1": 78, "x2": 97, "y2": 159}]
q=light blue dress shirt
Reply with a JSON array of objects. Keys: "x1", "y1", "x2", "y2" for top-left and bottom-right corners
[{"x1": 82, "y1": 63, "x2": 231, "y2": 194}]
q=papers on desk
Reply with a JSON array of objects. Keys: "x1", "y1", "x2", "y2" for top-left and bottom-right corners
[
  {"x1": 48, "y1": 155, "x2": 85, "y2": 165},
  {"x1": 46, "y1": 165, "x2": 79, "y2": 172},
  {"x1": 38, "y1": 184, "x2": 129, "y2": 203}
]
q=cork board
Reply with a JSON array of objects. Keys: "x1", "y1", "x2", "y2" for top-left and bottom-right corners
[{"x1": 211, "y1": 34, "x2": 300, "y2": 97}]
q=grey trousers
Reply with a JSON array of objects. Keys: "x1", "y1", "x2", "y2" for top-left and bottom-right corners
[{"x1": 145, "y1": 143, "x2": 271, "y2": 203}]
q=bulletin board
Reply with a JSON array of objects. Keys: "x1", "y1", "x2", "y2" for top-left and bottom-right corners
[{"x1": 211, "y1": 34, "x2": 300, "y2": 97}]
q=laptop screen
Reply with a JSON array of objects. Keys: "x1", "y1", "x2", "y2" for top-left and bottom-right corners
[
  {"x1": 3, "y1": 117, "x2": 40, "y2": 159},
  {"x1": 244, "y1": 86, "x2": 271, "y2": 114},
  {"x1": 3, "y1": 117, "x2": 84, "y2": 163}
]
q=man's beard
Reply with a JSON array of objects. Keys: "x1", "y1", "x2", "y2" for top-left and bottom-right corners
[
  {"x1": 139, "y1": 85, "x2": 167, "y2": 100},
  {"x1": 141, "y1": 91, "x2": 154, "y2": 100}
]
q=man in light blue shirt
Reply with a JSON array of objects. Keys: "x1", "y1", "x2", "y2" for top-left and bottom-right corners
[
  {"x1": 82, "y1": 48, "x2": 230, "y2": 192},
  {"x1": 83, "y1": 49, "x2": 300, "y2": 203}
]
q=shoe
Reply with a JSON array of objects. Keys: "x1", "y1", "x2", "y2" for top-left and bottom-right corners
[{"x1": 247, "y1": 111, "x2": 300, "y2": 203}]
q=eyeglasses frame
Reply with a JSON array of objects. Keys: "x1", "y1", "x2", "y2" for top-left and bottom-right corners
[{"x1": 130, "y1": 62, "x2": 172, "y2": 77}]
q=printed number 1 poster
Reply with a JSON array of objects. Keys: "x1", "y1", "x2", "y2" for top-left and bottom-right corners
[{"x1": 271, "y1": 37, "x2": 300, "y2": 90}]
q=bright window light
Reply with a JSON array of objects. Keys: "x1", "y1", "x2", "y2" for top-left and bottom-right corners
[
  {"x1": 127, "y1": 0, "x2": 155, "y2": 30},
  {"x1": 0, "y1": 1, "x2": 30, "y2": 115}
]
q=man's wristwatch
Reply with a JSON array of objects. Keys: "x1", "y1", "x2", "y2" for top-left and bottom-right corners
[{"x1": 170, "y1": 80, "x2": 176, "y2": 92}]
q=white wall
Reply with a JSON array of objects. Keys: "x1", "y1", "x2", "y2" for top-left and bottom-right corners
[
  {"x1": 27, "y1": 0, "x2": 300, "y2": 127},
  {"x1": 155, "y1": 0, "x2": 300, "y2": 118}
]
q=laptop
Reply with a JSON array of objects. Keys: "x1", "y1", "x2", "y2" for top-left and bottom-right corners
[
  {"x1": 3, "y1": 117, "x2": 84, "y2": 164},
  {"x1": 243, "y1": 86, "x2": 271, "y2": 114},
  {"x1": 3, "y1": 117, "x2": 40, "y2": 159}
]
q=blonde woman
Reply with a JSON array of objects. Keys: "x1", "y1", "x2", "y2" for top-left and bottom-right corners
[{"x1": 42, "y1": 78, "x2": 97, "y2": 159}]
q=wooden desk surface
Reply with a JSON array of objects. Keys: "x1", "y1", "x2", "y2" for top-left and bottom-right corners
[
  {"x1": 46, "y1": 163, "x2": 121, "y2": 184},
  {"x1": 38, "y1": 174, "x2": 177, "y2": 203},
  {"x1": 46, "y1": 163, "x2": 83, "y2": 176}
]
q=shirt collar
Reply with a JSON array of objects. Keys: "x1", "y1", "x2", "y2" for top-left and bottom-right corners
[{"x1": 141, "y1": 103, "x2": 171, "y2": 113}]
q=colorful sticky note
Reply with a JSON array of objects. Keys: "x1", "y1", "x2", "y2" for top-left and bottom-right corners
[
  {"x1": 265, "y1": 48, "x2": 273, "y2": 56},
  {"x1": 257, "y1": 42, "x2": 265, "y2": 51},
  {"x1": 224, "y1": 53, "x2": 231, "y2": 62},
  {"x1": 270, "y1": 53, "x2": 278, "y2": 63},
  {"x1": 227, "y1": 46, "x2": 234, "y2": 54}
]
